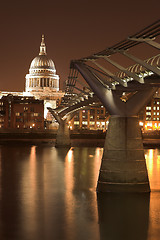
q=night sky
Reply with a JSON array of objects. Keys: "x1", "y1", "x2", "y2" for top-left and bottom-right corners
[{"x1": 0, "y1": 0, "x2": 160, "y2": 92}]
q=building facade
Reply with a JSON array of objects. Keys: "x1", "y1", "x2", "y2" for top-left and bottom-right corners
[
  {"x1": 0, "y1": 95, "x2": 44, "y2": 130},
  {"x1": 68, "y1": 106, "x2": 109, "y2": 131},
  {"x1": 139, "y1": 93, "x2": 160, "y2": 131}
]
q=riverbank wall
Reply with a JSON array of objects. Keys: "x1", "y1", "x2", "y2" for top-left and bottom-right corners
[{"x1": 0, "y1": 130, "x2": 160, "y2": 147}]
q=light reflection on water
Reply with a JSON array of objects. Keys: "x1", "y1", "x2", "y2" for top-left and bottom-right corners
[
  {"x1": 0, "y1": 145, "x2": 160, "y2": 240},
  {"x1": 145, "y1": 149, "x2": 160, "y2": 190},
  {"x1": 144, "y1": 149, "x2": 160, "y2": 240}
]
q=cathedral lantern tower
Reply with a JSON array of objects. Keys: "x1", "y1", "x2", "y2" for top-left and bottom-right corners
[{"x1": 25, "y1": 35, "x2": 60, "y2": 93}]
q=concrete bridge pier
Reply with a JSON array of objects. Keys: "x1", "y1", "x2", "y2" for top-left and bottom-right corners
[
  {"x1": 97, "y1": 116, "x2": 150, "y2": 192},
  {"x1": 47, "y1": 108, "x2": 71, "y2": 148},
  {"x1": 55, "y1": 120, "x2": 71, "y2": 148},
  {"x1": 73, "y1": 62, "x2": 158, "y2": 192}
]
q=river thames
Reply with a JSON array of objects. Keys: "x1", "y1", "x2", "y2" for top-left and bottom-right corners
[{"x1": 0, "y1": 144, "x2": 160, "y2": 240}]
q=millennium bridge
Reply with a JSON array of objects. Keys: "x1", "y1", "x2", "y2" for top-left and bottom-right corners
[{"x1": 49, "y1": 20, "x2": 160, "y2": 193}]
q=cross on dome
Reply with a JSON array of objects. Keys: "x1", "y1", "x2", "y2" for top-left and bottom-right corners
[{"x1": 39, "y1": 34, "x2": 47, "y2": 55}]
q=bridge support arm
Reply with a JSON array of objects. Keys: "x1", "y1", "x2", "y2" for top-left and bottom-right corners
[
  {"x1": 74, "y1": 61, "x2": 126, "y2": 116},
  {"x1": 47, "y1": 107, "x2": 62, "y2": 124}
]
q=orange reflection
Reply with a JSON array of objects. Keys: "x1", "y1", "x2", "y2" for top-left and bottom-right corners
[
  {"x1": 30, "y1": 146, "x2": 37, "y2": 190},
  {"x1": 93, "y1": 148, "x2": 103, "y2": 189},
  {"x1": 67, "y1": 148, "x2": 73, "y2": 163},
  {"x1": 95, "y1": 148, "x2": 103, "y2": 160},
  {"x1": 147, "y1": 149, "x2": 154, "y2": 175},
  {"x1": 20, "y1": 146, "x2": 37, "y2": 229},
  {"x1": 157, "y1": 155, "x2": 160, "y2": 172},
  {"x1": 64, "y1": 148, "x2": 74, "y2": 237},
  {"x1": 145, "y1": 149, "x2": 160, "y2": 190},
  {"x1": 64, "y1": 147, "x2": 102, "y2": 238}
]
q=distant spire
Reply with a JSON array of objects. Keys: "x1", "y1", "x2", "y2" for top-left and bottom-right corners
[{"x1": 39, "y1": 34, "x2": 47, "y2": 55}]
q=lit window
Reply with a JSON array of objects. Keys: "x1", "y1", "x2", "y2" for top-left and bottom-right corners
[
  {"x1": 157, "y1": 112, "x2": 159, "y2": 115},
  {"x1": 153, "y1": 107, "x2": 156, "y2": 110},
  {"x1": 157, "y1": 102, "x2": 160, "y2": 105},
  {"x1": 74, "y1": 121, "x2": 79, "y2": 125},
  {"x1": 139, "y1": 121, "x2": 144, "y2": 126},
  {"x1": 157, "y1": 118, "x2": 159, "y2": 121},
  {"x1": 16, "y1": 112, "x2": 20, "y2": 116},
  {"x1": 24, "y1": 107, "x2": 28, "y2": 111},
  {"x1": 146, "y1": 112, "x2": 151, "y2": 115},
  {"x1": 154, "y1": 112, "x2": 156, "y2": 115}
]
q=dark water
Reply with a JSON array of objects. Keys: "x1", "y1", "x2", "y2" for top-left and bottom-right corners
[{"x1": 0, "y1": 145, "x2": 160, "y2": 240}]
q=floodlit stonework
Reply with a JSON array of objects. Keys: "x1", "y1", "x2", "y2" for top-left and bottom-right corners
[
  {"x1": 24, "y1": 35, "x2": 64, "y2": 119},
  {"x1": 25, "y1": 35, "x2": 60, "y2": 94}
]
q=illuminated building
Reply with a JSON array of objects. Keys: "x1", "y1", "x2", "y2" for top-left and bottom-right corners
[
  {"x1": 25, "y1": 35, "x2": 64, "y2": 119},
  {"x1": 139, "y1": 93, "x2": 160, "y2": 131},
  {"x1": 69, "y1": 106, "x2": 110, "y2": 130},
  {"x1": 25, "y1": 35, "x2": 60, "y2": 94},
  {"x1": 0, "y1": 95, "x2": 44, "y2": 130}
]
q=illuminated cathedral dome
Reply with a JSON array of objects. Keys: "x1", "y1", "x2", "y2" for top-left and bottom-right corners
[
  {"x1": 25, "y1": 35, "x2": 59, "y2": 92},
  {"x1": 30, "y1": 55, "x2": 55, "y2": 71}
]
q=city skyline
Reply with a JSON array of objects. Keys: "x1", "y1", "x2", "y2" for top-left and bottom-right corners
[{"x1": 0, "y1": 0, "x2": 160, "y2": 92}]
